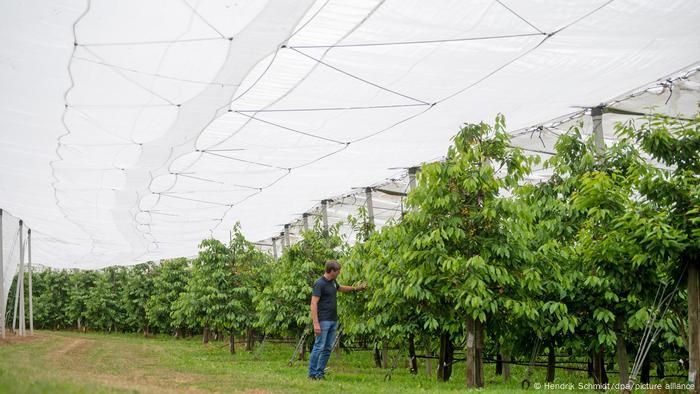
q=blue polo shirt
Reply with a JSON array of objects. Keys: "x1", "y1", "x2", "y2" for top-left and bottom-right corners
[{"x1": 312, "y1": 276, "x2": 340, "y2": 321}]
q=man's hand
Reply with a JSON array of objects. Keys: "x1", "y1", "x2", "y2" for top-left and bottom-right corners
[{"x1": 314, "y1": 323, "x2": 321, "y2": 336}]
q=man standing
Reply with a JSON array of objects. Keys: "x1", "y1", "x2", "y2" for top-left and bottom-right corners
[{"x1": 308, "y1": 260, "x2": 365, "y2": 380}]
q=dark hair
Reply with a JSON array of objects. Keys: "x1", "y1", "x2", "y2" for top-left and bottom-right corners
[{"x1": 325, "y1": 260, "x2": 341, "y2": 273}]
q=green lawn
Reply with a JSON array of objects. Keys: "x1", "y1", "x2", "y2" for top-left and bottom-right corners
[{"x1": 0, "y1": 331, "x2": 684, "y2": 393}]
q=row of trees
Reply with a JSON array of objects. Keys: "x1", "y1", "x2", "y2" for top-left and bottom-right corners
[
  {"x1": 5, "y1": 222, "x2": 339, "y2": 353},
  {"x1": 6, "y1": 114, "x2": 698, "y2": 389},
  {"x1": 338, "y1": 114, "x2": 698, "y2": 388}
]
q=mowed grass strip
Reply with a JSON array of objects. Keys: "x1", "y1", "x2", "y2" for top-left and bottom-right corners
[{"x1": 1, "y1": 330, "x2": 596, "y2": 393}]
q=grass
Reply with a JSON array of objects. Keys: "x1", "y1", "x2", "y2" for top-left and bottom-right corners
[{"x1": 0, "y1": 330, "x2": 689, "y2": 393}]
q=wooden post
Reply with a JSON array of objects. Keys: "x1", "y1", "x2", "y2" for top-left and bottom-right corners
[
  {"x1": 279, "y1": 232, "x2": 285, "y2": 253},
  {"x1": 284, "y1": 224, "x2": 290, "y2": 248}
]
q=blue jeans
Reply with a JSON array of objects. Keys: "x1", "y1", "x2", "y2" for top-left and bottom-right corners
[{"x1": 308, "y1": 320, "x2": 337, "y2": 378}]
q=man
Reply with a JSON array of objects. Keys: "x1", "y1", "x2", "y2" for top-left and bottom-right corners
[{"x1": 308, "y1": 260, "x2": 365, "y2": 380}]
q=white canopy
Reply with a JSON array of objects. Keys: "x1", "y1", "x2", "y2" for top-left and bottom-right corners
[{"x1": 1, "y1": 0, "x2": 699, "y2": 268}]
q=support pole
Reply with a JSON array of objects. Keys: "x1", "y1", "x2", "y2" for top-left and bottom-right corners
[
  {"x1": 365, "y1": 188, "x2": 375, "y2": 227},
  {"x1": 284, "y1": 224, "x2": 290, "y2": 248},
  {"x1": 279, "y1": 232, "x2": 285, "y2": 253},
  {"x1": 18, "y1": 220, "x2": 26, "y2": 336},
  {"x1": 13, "y1": 221, "x2": 25, "y2": 335},
  {"x1": 271, "y1": 237, "x2": 278, "y2": 260},
  {"x1": 302, "y1": 213, "x2": 309, "y2": 232},
  {"x1": 12, "y1": 261, "x2": 19, "y2": 333},
  {"x1": 28, "y1": 228, "x2": 33, "y2": 335},
  {"x1": 408, "y1": 167, "x2": 418, "y2": 191},
  {"x1": 0, "y1": 209, "x2": 4, "y2": 339},
  {"x1": 321, "y1": 200, "x2": 329, "y2": 235},
  {"x1": 591, "y1": 106, "x2": 605, "y2": 155}
]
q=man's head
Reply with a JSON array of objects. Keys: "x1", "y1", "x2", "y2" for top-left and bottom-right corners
[{"x1": 324, "y1": 260, "x2": 341, "y2": 280}]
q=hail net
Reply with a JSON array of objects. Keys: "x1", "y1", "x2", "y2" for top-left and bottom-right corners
[{"x1": 0, "y1": 0, "x2": 699, "y2": 268}]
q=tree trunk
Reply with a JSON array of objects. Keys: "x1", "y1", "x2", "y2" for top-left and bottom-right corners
[
  {"x1": 306, "y1": 333, "x2": 314, "y2": 360},
  {"x1": 382, "y1": 339, "x2": 389, "y2": 369},
  {"x1": 496, "y1": 352, "x2": 503, "y2": 375},
  {"x1": 465, "y1": 317, "x2": 476, "y2": 388},
  {"x1": 656, "y1": 360, "x2": 665, "y2": 380},
  {"x1": 77, "y1": 317, "x2": 81, "y2": 331},
  {"x1": 437, "y1": 332, "x2": 453, "y2": 382},
  {"x1": 475, "y1": 319, "x2": 484, "y2": 388},
  {"x1": 202, "y1": 327, "x2": 210, "y2": 344},
  {"x1": 547, "y1": 340, "x2": 556, "y2": 383},
  {"x1": 688, "y1": 259, "x2": 699, "y2": 393},
  {"x1": 374, "y1": 343, "x2": 382, "y2": 368},
  {"x1": 245, "y1": 327, "x2": 254, "y2": 351},
  {"x1": 424, "y1": 338, "x2": 433, "y2": 378},
  {"x1": 592, "y1": 347, "x2": 608, "y2": 388},
  {"x1": 503, "y1": 354, "x2": 511, "y2": 383},
  {"x1": 601, "y1": 356, "x2": 608, "y2": 384},
  {"x1": 408, "y1": 334, "x2": 418, "y2": 374},
  {"x1": 615, "y1": 316, "x2": 629, "y2": 385},
  {"x1": 300, "y1": 329, "x2": 307, "y2": 361},
  {"x1": 641, "y1": 359, "x2": 650, "y2": 384},
  {"x1": 229, "y1": 331, "x2": 235, "y2": 354},
  {"x1": 175, "y1": 328, "x2": 182, "y2": 339}
]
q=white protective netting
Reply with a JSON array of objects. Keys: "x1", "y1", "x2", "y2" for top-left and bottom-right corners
[
  {"x1": 1, "y1": 1, "x2": 699, "y2": 268},
  {"x1": 256, "y1": 66, "x2": 699, "y2": 254}
]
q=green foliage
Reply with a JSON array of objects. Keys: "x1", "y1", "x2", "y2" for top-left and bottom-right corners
[
  {"x1": 32, "y1": 269, "x2": 71, "y2": 330},
  {"x1": 84, "y1": 267, "x2": 126, "y2": 332},
  {"x1": 121, "y1": 262, "x2": 155, "y2": 333},
  {"x1": 146, "y1": 258, "x2": 190, "y2": 334},
  {"x1": 172, "y1": 222, "x2": 271, "y2": 337},
  {"x1": 65, "y1": 269, "x2": 98, "y2": 329},
  {"x1": 255, "y1": 222, "x2": 346, "y2": 335}
]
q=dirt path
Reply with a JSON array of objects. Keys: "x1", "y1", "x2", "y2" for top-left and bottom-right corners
[
  {"x1": 0, "y1": 332, "x2": 43, "y2": 346},
  {"x1": 49, "y1": 336, "x2": 93, "y2": 359},
  {"x1": 43, "y1": 333, "x2": 208, "y2": 393}
]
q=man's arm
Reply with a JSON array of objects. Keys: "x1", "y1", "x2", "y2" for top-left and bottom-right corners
[
  {"x1": 310, "y1": 295, "x2": 321, "y2": 335},
  {"x1": 338, "y1": 284, "x2": 367, "y2": 293}
]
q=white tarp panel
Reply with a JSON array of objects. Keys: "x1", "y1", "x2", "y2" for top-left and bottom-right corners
[{"x1": 1, "y1": 0, "x2": 699, "y2": 268}]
